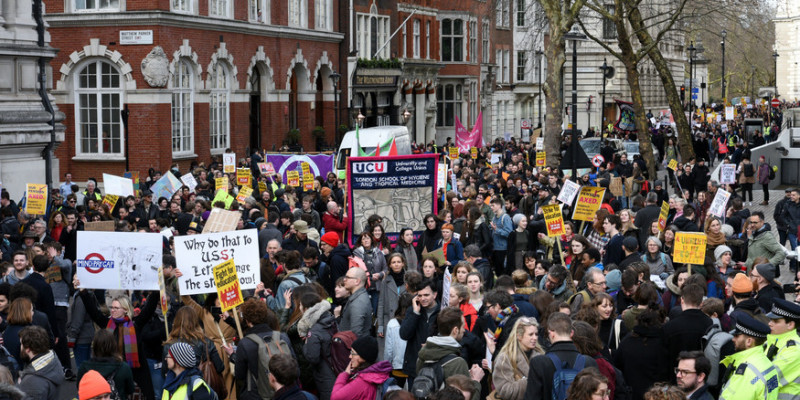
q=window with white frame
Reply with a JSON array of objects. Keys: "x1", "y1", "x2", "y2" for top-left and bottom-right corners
[
  {"x1": 288, "y1": 0, "x2": 308, "y2": 28},
  {"x1": 402, "y1": 23, "x2": 407, "y2": 58},
  {"x1": 426, "y1": 21, "x2": 431, "y2": 59},
  {"x1": 171, "y1": 60, "x2": 194, "y2": 155},
  {"x1": 249, "y1": 0, "x2": 270, "y2": 23},
  {"x1": 496, "y1": 0, "x2": 509, "y2": 28},
  {"x1": 503, "y1": 50, "x2": 510, "y2": 83},
  {"x1": 209, "y1": 63, "x2": 230, "y2": 151},
  {"x1": 75, "y1": 60, "x2": 123, "y2": 156},
  {"x1": 74, "y1": 0, "x2": 120, "y2": 11},
  {"x1": 209, "y1": 0, "x2": 230, "y2": 17},
  {"x1": 603, "y1": 5, "x2": 616, "y2": 39},
  {"x1": 516, "y1": 0, "x2": 525, "y2": 27},
  {"x1": 517, "y1": 51, "x2": 527, "y2": 82},
  {"x1": 356, "y1": 12, "x2": 390, "y2": 59},
  {"x1": 482, "y1": 20, "x2": 490, "y2": 62},
  {"x1": 469, "y1": 81, "x2": 477, "y2": 126},
  {"x1": 436, "y1": 84, "x2": 462, "y2": 127},
  {"x1": 496, "y1": 50, "x2": 503, "y2": 80},
  {"x1": 469, "y1": 21, "x2": 477, "y2": 62},
  {"x1": 441, "y1": 19, "x2": 464, "y2": 62},
  {"x1": 315, "y1": 0, "x2": 331, "y2": 30},
  {"x1": 413, "y1": 20, "x2": 420, "y2": 58},
  {"x1": 172, "y1": 0, "x2": 191, "y2": 13}
]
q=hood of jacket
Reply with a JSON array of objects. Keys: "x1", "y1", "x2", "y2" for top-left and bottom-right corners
[
  {"x1": 355, "y1": 360, "x2": 393, "y2": 384},
  {"x1": 330, "y1": 244, "x2": 351, "y2": 259},
  {"x1": 298, "y1": 300, "x2": 332, "y2": 337},
  {"x1": 20, "y1": 351, "x2": 64, "y2": 387},
  {"x1": 734, "y1": 298, "x2": 763, "y2": 314},
  {"x1": 417, "y1": 335, "x2": 462, "y2": 363},
  {"x1": 0, "y1": 383, "x2": 25, "y2": 400},
  {"x1": 665, "y1": 273, "x2": 681, "y2": 295}
]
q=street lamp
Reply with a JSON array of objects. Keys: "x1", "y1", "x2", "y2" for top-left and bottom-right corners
[
  {"x1": 721, "y1": 30, "x2": 726, "y2": 103},
  {"x1": 773, "y1": 51, "x2": 779, "y2": 96},
  {"x1": 402, "y1": 109, "x2": 411, "y2": 123},
  {"x1": 329, "y1": 72, "x2": 341, "y2": 143},
  {"x1": 688, "y1": 42, "x2": 696, "y2": 109},
  {"x1": 357, "y1": 110, "x2": 365, "y2": 128},
  {"x1": 599, "y1": 58, "x2": 611, "y2": 130},
  {"x1": 535, "y1": 49, "x2": 544, "y2": 128},
  {"x1": 564, "y1": 24, "x2": 587, "y2": 179}
]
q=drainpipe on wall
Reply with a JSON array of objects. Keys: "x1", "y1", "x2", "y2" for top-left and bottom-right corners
[{"x1": 33, "y1": 0, "x2": 57, "y2": 189}]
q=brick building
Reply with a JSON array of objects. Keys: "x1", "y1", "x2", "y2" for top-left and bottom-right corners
[{"x1": 44, "y1": 0, "x2": 343, "y2": 180}]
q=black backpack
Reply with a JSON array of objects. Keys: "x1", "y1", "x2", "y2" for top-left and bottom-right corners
[
  {"x1": 411, "y1": 354, "x2": 459, "y2": 399},
  {"x1": 769, "y1": 166, "x2": 776, "y2": 180},
  {"x1": 744, "y1": 163, "x2": 754, "y2": 177},
  {"x1": 103, "y1": 365, "x2": 122, "y2": 400}
]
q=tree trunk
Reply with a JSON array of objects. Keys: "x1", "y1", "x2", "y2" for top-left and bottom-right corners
[
  {"x1": 627, "y1": 5, "x2": 695, "y2": 163},
  {"x1": 543, "y1": 36, "x2": 567, "y2": 169}
]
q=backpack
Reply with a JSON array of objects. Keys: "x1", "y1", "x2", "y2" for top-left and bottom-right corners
[
  {"x1": 411, "y1": 354, "x2": 459, "y2": 399},
  {"x1": 547, "y1": 353, "x2": 587, "y2": 400},
  {"x1": 244, "y1": 331, "x2": 292, "y2": 399},
  {"x1": 743, "y1": 163, "x2": 754, "y2": 177},
  {"x1": 197, "y1": 340, "x2": 227, "y2": 399},
  {"x1": 375, "y1": 376, "x2": 401, "y2": 400},
  {"x1": 103, "y1": 365, "x2": 122, "y2": 400},
  {"x1": 701, "y1": 323, "x2": 733, "y2": 386},
  {"x1": 769, "y1": 166, "x2": 776, "y2": 180},
  {"x1": 327, "y1": 326, "x2": 358, "y2": 375}
]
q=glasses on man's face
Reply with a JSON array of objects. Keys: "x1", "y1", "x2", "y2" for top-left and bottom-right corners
[
  {"x1": 68, "y1": 200, "x2": 76, "y2": 203},
  {"x1": 674, "y1": 368, "x2": 697, "y2": 376}
]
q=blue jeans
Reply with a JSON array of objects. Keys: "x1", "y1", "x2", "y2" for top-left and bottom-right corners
[
  {"x1": 147, "y1": 358, "x2": 164, "y2": 400},
  {"x1": 788, "y1": 233, "x2": 798, "y2": 273},
  {"x1": 73, "y1": 343, "x2": 91, "y2": 371}
]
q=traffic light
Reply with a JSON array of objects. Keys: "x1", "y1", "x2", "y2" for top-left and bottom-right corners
[{"x1": 680, "y1": 85, "x2": 686, "y2": 104}]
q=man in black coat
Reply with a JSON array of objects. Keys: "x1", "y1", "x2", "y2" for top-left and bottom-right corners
[
  {"x1": 524, "y1": 312, "x2": 597, "y2": 400},
  {"x1": 634, "y1": 192, "x2": 661, "y2": 249},
  {"x1": 399, "y1": 279, "x2": 440, "y2": 386},
  {"x1": 662, "y1": 284, "x2": 712, "y2": 380},
  {"x1": 22, "y1": 255, "x2": 61, "y2": 342},
  {"x1": 691, "y1": 159, "x2": 711, "y2": 194}
]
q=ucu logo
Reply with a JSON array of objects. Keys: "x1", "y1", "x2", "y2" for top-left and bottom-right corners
[{"x1": 353, "y1": 162, "x2": 387, "y2": 174}]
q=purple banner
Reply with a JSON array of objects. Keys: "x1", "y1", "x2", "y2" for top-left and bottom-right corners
[{"x1": 264, "y1": 154, "x2": 334, "y2": 183}]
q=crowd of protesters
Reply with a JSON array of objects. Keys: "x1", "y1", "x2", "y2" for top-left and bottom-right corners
[{"x1": 0, "y1": 102, "x2": 796, "y2": 400}]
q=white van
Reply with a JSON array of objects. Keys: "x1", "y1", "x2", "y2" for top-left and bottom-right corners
[{"x1": 335, "y1": 126, "x2": 412, "y2": 179}]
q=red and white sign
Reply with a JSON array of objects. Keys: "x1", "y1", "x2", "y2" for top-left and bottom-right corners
[
  {"x1": 591, "y1": 154, "x2": 605, "y2": 168},
  {"x1": 772, "y1": 98, "x2": 780, "y2": 108},
  {"x1": 521, "y1": 119, "x2": 531, "y2": 129}
]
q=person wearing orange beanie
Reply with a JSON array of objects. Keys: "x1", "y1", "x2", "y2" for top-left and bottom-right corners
[
  {"x1": 78, "y1": 370, "x2": 111, "y2": 400},
  {"x1": 729, "y1": 272, "x2": 770, "y2": 325}
]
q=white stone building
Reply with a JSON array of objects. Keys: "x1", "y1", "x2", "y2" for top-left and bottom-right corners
[{"x1": 774, "y1": 2, "x2": 800, "y2": 100}]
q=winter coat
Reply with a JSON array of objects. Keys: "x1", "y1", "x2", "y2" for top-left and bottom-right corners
[
  {"x1": 340, "y1": 287, "x2": 372, "y2": 337},
  {"x1": 321, "y1": 244, "x2": 351, "y2": 295},
  {"x1": 396, "y1": 242, "x2": 419, "y2": 271},
  {"x1": 377, "y1": 274, "x2": 406, "y2": 336},
  {"x1": 757, "y1": 162, "x2": 771, "y2": 185},
  {"x1": 662, "y1": 309, "x2": 713, "y2": 373},
  {"x1": 0, "y1": 383, "x2": 25, "y2": 400},
  {"x1": 180, "y1": 295, "x2": 236, "y2": 389},
  {"x1": 756, "y1": 283, "x2": 784, "y2": 313},
  {"x1": 353, "y1": 246, "x2": 388, "y2": 292},
  {"x1": 436, "y1": 239, "x2": 464, "y2": 267},
  {"x1": 301, "y1": 301, "x2": 337, "y2": 400},
  {"x1": 737, "y1": 162, "x2": 756, "y2": 184},
  {"x1": 383, "y1": 318, "x2": 406, "y2": 370},
  {"x1": 781, "y1": 200, "x2": 800, "y2": 235},
  {"x1": 613, "y1": 326, "x2": 671, "y2": 400},
  {"x1": 17, "y1": 351, "x2": 63, "y2": 400},
  {"x1": 523, "y1": 342, "x2": 599, "y2": 400},
  {"x1": 507, "y1": 229, "x2": 534, "y2": 269},
  {"x1": 415, "y1": 227, "x2": 442, "y2": 259},
  {"x1": 233, "y1": 323, "x2": 294, "y2": 398},
  {"x1": 462, "y1": 218, "x2": 492, "y2": 259},
  {"x1": 493, "y1": 347, "x2": 539, "y2": 400},
  {"x1": 473, "y1": 257, "x2": 494, "y2": 290},
  {"x1": 67, "y1": 291, "x2": 95, "y2": 345},
  {"x1": 744, "y1": 226, "x2": 786, "y2": 270},
  {"x1": 642, "y1": 251, "x2": 674, "y2": 276},
  {"x1": 77, "y1": 357, "x2": 135, "y2": 400},
  {"x1": 330, "y1": 360, "x2": 392, "y2": 400},
  {"x1": 730, "y1": 298, "x2": 770, "y2": 325},
  {"x1": 399, "y1": 303, "x2": 440, "y2": 376},
  {"x1": 416, "y1": 336, "x2": 481, "y2": 400}
]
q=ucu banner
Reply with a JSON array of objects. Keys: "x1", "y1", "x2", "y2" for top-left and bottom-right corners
[{"x1": 352, "y1": 162, "x2": 387, "y2": 174}]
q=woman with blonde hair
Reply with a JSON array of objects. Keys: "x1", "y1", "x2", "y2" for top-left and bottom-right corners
[
  {"x1": 160, "y1": 306, "x2": 224, "y2": 378},
  {"x1": 490, "y1": 317, "x2": 544, "y2": 400}
]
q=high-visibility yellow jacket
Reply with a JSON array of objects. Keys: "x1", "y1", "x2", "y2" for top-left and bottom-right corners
[
  {"x1": 764, "y1": 330, "x2": 800, "y2": 400},
  {"x1": 720, "y1": 346, "x2": 780, "y2": 400}
]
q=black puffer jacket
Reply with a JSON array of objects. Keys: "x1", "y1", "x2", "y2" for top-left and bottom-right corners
[{"x1": 301, "y1": 301, "x2": 337, "y2": 400}]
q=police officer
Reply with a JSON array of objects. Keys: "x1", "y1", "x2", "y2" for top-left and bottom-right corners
[
  {"x1": 719, "y1": 314, "x2": 780, "y2": 400},
  {"x1": 764, "y1": 298, "x2": 800, "y2": 398}
]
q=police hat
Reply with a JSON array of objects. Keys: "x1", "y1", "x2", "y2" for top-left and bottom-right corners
[
  {"x1": 730, "y1": 313, "x2": 771, "y2": 339},
  {"x1": 766, "y1": 298, "x2": 800, "y2": 320}
]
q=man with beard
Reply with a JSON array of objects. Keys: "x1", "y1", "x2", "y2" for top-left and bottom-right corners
[
  {"x1": 675, "y1": 351, "x2": 713, "y2": 400},
  {"x1": 18, "y1": 325, "x2": 64, "y2": 399}
]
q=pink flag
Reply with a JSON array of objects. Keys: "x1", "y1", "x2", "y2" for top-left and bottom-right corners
[{"x1": 455, "y1": 111, "x2": 484, "y2": 153}]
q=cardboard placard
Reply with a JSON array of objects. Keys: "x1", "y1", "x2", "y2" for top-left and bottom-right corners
[
  {"x1": 123, "y1": 171, "x2": 140, "y2": 194},
  {"x1": 449, "y1": 147, "x2": 458, "y2": 160},
  {"x1": 223, "y1": 153, "x2": 236, "y2": 173},
  {"x1": 215, "y1": 177, "x2": 229, "y2": 192},
  {"x1": 719, "y1": 164, "x2": 736, "y2": 185},
  {"x1": 658, "y1": 201, "x2": 669, "y2": 231},
  {"x1": 236, "y1": 168, "x2": 251, "y2": 187},
  {"x1": 536, "y1": 152, "x2": 546, "y2": 167},
  {"x1": 181, "y1": 173, "x2": 198, "y2": 193},
  {"x1": 572, "y1": 187, "x2": 606, "y2": 221},
  {"x1": 543, "y1": 204, "x2": 565, "y2": 237},
  {"x1": 212, "y1": 190, "x2": 235, "y2": 209},
  {"x1": 609, "y1": 177, "x2": 624, "y2": 197},
  {"x1": 668, "y1": 159, "x2": 678, "y2": 171},
  {"x1": 203, "y1": 208, "x2": 241, "y2": 233},
  {"x1": 236, "y1": 186, "x2": 253, "y2": 204},
  {"x1": 557, "y1": 179, "x2": 581, "y2": 206},
  {"x1": 708, "y1": 189, "x2": 731, "y2": 218},
  {"x1": 25, "y1": 183, "x2": 48, "y2": 215},
  {"x1": 441, "y1": 268, "x2": 452, "y2": 308},
  {"x1": 536, "y1": 137, "x2": 544, "y2": 151},
  {"x1": 303, "y1": 173, "x2": 314, "y2": 191},
  {"x1": 101, "y1": 194, "x2": 119, "y2": 210},
  {"x1": 301, "y1": 162, "x2": 311, "y2": 177},
  {"x1": 673, "y1": 232, "x2": 707, "y2": 265},
  {"x1": 174, "y1": 230, "x2": 261, "y2": 295},
  {"x1": 213, "y1": 259, "x2": 244, "y2": 311},
  {"x1": 76, "y1": 231, "x2": 162, "y2": 290},
  {"x1": 470, "y1": 147, "x2": 478, "y2": 159},
  {"x1": 258, "y1": 182, "x2": 267, "y2": 193},
  {"x1": 84, "y1": 220, "x2": 116, "y2": 232},
  {"x1": 287, "y1": 170, "x2": 300, "y2": 187},
  {"x1": 103, "y1": 173, "x2": 134, "y2": 197}
]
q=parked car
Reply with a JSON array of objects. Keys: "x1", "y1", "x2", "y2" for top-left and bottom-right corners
[{"x1": 621, "y1": 141, "x2": 660, "y2": 163}]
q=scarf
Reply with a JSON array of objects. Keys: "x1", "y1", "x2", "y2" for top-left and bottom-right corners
[
  {"x1": 706, "y1": 230, "x2": 726, "y2": 246},
  {"x1": 107, "y1": 316, "x2": 139, "y2": 368},
  {"x1": 389, "y1": 269, "x2": 405, "y2": 289},
  {"x1": 493, "y1": 304, "x2": 519, "y2": 338}
]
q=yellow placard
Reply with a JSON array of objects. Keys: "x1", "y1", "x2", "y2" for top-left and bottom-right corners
[
  {"x1": 536, "y1": 152, "x2": 546, "y2": 167},
  {"x1": 668, "y1": 159, "x2": 678, "y2": 171},
  {"x1": 212, "y1": 189, "x2": 235, "y2": 209},
  {"x1": 543, "y1": 204, "x2": 565, "y2": 237},
  {"x1": 449, "y1": 147, "x2": 458, "y2": 160},
  {"x1": 303, "y1": 173, "x2": 314, "y2": 191},
  {"x1": 301, "y1": 162, "x2": 311, "y2": 177},
  {"x1": 673, "y1": 232, "x2": 707, "y2": 265},
  {"x1": 258, "y1": 182, "x2": 267, "y2": 193},
  {"x1": 157, "y1": 267, "x2": 168, "y2": 316},
  {"x1": 470, "y1": 147, "x2": 478, "y2": 159},
  {"x1": 237, "y1": 168, "x2": 251, "y2": 187},
  {"x1": 572, "y1": 187, "x2": 606, "y2": 221},
  {"x1": 658, "y1": 201, "x2": 669, "y2": 231},
  {"x1": 287, "y1": 171, "x2": 300, "y2": 187},
  {"x1": 215, "y1": 177, "x2": 229, "y2": 192},
  {"x1": 213, "y1": 259, "x2": 244, "y2": 311},
  {"x1": 101, "y1": 194, "x2": 119, "y2": 210},
  {"x1": 25, "y1": 183, "x2": 48, "y2": 215},
  {"x1": 236, "y1": 186, "x2": 253, "y2": 204}
]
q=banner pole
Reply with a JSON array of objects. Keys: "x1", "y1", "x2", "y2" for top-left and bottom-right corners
[
  {"x1": 232, "y1": 306, "x2": 244, "y2": 339},
  {"x1": 557, "y1": 238, "x2": 566, "y2": 266}
]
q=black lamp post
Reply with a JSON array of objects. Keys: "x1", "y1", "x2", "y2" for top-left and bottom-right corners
[
  {"x1": 688, "y1": 42, "x2": 696, "y2": 108},
  {"x1": 535, "y1": 49, "x2": 544, "y2": 128},
  {"x1": 564, "y1": 25, "x2": 587, "y2": 179},
  {"x1": 599, "y1": 58, "x2": 610, "y2": 129},
  {"x1": 721, "y1": 30, "x2": 726, "y2": 103},
  {"x1": 329, "y1": 72, "x2": 341, "y2": 143}
]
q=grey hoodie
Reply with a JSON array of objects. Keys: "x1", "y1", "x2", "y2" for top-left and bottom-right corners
[{"x1": 18, "y1": 351, "x2": 64, "y2": 400}]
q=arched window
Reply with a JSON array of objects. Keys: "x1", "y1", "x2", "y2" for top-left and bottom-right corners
[
  {"x1": 75, "y1": 60, "x2": 123, "y2": 156},
  {"x1": 209, "y1": 63, "x2": 230, "y2": 151},
  {"x1": 171, "y1": 60, "x2": 194, "y2": 155}
]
